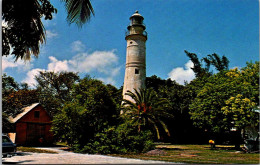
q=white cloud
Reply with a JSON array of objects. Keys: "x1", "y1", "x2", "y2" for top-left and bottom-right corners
[
  {"x1": 22, "y1": 49, "x2": 121, "y2": 87},
  {"x1": 71, "y1": 41, "x2": 86, "y2": 52},
  {"x1": 72, "y1": 50, "x2": 119, "y2": 74},
  {"x1": 48, "y1": 56, "x2": 70, "y2": 72},
  {"x1": 2, "y1": 56, "x2": 33, "y2": 72},
  {"x1": 168, "y1": 60, "x2": 195, "y2": 85},
  {"x1": 97, "y1": 77, "x2": 116, "y2": 85},
  {"x1": 46, "y1": 30, "x2": 58, "y2": 39},
  {"x1": 44, "y1": 50, "x2": 119, "y2": 74},
  {"x1": 22, "y1": 68, "x2": 45, "y2": 87}
]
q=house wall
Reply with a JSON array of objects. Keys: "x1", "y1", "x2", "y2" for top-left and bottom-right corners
[
  {"x1": 15, "y1": 105, "x2": 53, "y2": 145},
  {"x1": 15, "y1": 122, "x2": 27, "y2": 145},
  {"x1": 18, "y1": 105, "x2": 52, "y2": 123}
]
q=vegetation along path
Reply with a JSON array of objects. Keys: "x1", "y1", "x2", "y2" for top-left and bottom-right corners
[{"x1": 2, "y1": 147, "x2": 179, "y2": 164}]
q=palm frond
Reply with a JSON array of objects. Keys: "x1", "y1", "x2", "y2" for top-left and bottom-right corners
[
  {"x1": 158, "y1": 119, "x2": 170, "y2": 136},
  {"x1": 63, "y1": 0, "x2": 94, "y2": 27},
  {"x1": 122, "y1": 87, "x2": 172, "y2": 139},
  {"x1": 148, "y1": 118, "x2": 160, "y2": 139}
]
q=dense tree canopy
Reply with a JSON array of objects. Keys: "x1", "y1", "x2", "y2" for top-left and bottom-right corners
[
  {"x1": 189, "y1": 62, "x2": 259, "y2": 133},
  {"x1": 2, "y1": 74, "x2": 40, "y2": 118},
  {"x1": 51, "y1": 77, "x2": 118, "y2": 146},
  {"x1": 222, "y1": 94, "x2": 258, "y2": 130},
  {"x1": 2, "y1": 74, "x2": 40, "y2": 132}
]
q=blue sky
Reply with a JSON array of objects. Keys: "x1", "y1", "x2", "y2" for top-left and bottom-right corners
[{"x1": 2, "y1": 0, "x2": 259, "y2": 88}]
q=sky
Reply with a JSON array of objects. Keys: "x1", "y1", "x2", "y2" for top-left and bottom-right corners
[{"x1": 2, "y1": 0, "x2": 259, "y2": 88}]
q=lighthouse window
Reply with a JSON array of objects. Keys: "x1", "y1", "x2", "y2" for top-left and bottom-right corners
[
  {"x1": 135, "y1": 69, "x2": 139, "y2": 74},
  {"x1": 130, "y1": 41, "x2": 133, "y2": 44}
]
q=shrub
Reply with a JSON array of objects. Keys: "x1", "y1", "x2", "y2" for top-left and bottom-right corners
[{"x1": 78, "y1": 122, "x2": 155, "y2": 154}]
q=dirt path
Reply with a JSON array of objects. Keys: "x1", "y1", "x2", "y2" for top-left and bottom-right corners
[{"x1": 2, "y1": 147, "x2": 178, "y2": 164}]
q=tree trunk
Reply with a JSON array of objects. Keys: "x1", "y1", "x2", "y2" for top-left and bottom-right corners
[{"x1": 234, "y1": 129, "x2": 241, "y2": 150}]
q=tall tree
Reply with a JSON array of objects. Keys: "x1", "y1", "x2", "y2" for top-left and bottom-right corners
[
  {"x1": 185, "y1": 50, "x2": 230, "y2": 78},
  {"x1": 204, "y1": 53, "x2": 229, "y2": 72},
  {"x1": 184, "y1": 50, "x2": 208, "y2": 77},
  {"x1": 122, "y1": 88, "x2": 172, "y2": 139},
  {"x1": 35, "y1": 71, "x2": 80, "y2": 116}
]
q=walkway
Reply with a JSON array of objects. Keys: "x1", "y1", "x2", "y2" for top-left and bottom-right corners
[{"x1": 3, "y1": 147, "x2": 180, "y2": 164}]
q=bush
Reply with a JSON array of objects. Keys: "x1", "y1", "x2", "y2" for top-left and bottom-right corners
[{"x1": 77, "y1": 122, "x2": 155, "y2": 154}]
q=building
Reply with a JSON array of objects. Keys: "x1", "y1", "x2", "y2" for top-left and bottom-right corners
[
  {"x1": 122, "y1": 11, "x2": 147, "y2": 102},
  {"x1": 9, "y1": 103, "x2": 53, "y2": 146}
]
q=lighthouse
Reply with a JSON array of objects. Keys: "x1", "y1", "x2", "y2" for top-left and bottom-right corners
[{"x1": 122, "y1": 11, "x2": 147, "y2": 102}]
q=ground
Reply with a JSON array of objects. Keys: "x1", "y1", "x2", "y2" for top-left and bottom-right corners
[
  {"x1": 2, "y1": 147, "x2": 178, "y2": 164},
  {"x1": 110, "y1": 144, "x2": 259, "y2": 164}
]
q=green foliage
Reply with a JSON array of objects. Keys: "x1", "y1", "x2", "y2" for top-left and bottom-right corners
[
  {"x1": 2, "y1": 74, "x2": 40, "y2": 117},
  {"x1": 35, "y1": 71, "x2": 80, "y2": 117},
  {"x1": 146, "y1": 75, "x2": 205, "y2": 143},
  {"x1": 51, "y1": 102, "x2": 91, "y2": 145},
  {"x1": 189, "y1": 62, "x2": 259, "y2": 133},
  {"x1": 3, "y1": 89, "x2": 39, "y2": 117},
  {"x1": 77, "y1": 122, "x2": 155, "y2": 154},
  {"x1": 62, "y1": 0, "x2": 94, "y2": 27},
  {"x1": 106, "y1": 84, "x2": 123, "y2": 114},
  {"x1": 204, "y1": 53, "x2": 229, "y2": 72},
  {"x1": 51, "y1": 77, "x2": 118, "y2": 146},
  {"x1": 122, "y1": 88, "x2": 172, "y2": 139},
  {"x1": 185, "y1": 50, "x2": 229, "y2": 78},
  {"x1": 185, "y1": 50, "x2": 209, "y2": 77},
  {"x1": 2, "y1": 74, "x2": 40, "y2": 133},
  {"x1": 222, "y1": 94, "x2": 258, "y2": 129},
  {"x1": 2, "y1": 73, "x2": 19, "y2": 95},
  {"x1": 72, "y1": 77, "x2": 118, "y2": 123}
]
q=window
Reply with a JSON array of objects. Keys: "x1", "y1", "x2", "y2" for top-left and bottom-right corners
[
  {"x1": 34, "y1": 111, "x2": 40, "y2": 118},
  {"x1": 130, "y1": 41, "x2": 133, "y2": 44},
  {"x1": 135, "y1": 69, "x2": 139, "y2": 74}
]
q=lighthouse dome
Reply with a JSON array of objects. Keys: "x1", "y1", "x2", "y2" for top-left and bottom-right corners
[{"x1": 130, "y1": 10, "x2": 144, "y2": 20}]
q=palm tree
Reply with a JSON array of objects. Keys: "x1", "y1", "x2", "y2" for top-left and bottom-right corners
[
  {"x1": 2, "y1": 0, "x2": 94, "y2": 61},
  {"x1": 122, "y1": 88, "x2": 172, "y2": 140}
]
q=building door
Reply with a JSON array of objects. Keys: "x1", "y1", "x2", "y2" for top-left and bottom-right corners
[{"x1": 26, "y1": 123, "x2": 45, "y2": 145}]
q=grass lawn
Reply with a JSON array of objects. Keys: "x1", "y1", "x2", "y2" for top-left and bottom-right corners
[
  {"x1": 17, "y1": 147, "x2": 58, "y2": 154},
  {"x1": 110, "y1": 144, "x2": 259, "y2": 164}
]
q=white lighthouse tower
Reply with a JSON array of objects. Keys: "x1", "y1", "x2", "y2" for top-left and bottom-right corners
[{"x1": 122, "y1": 11, "x2": 147, "y2": 102}]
